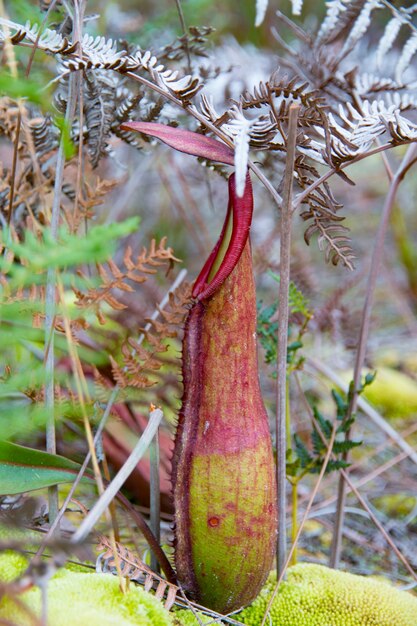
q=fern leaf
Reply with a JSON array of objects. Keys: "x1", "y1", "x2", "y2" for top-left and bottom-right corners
[
  {"x1": 317, "y1": 0, "x2": 350, "y2": 42},
  {"x1": 226, "y1": 109, "x2": 252, "y2": 197},
  {"x1": 341, "y1": 0, "x2": 383, "y2": 56},
  {"x1": 96, "y1": 535, "x2": 179, "y2": 610},
  {"x1": 84, "y1": 71, "x2": 118, "y2": 168},
  {"x1": 376, "y1": 16, "x2": 404, "y2": 70},
  {"x1": 395, "y1": 32, "x2": 417, "y2": 84}
]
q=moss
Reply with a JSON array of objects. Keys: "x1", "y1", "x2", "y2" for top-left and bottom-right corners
[
  {"x1": 173, "y1": 609, "x2": 213, "y2": 626},
  {"x1": 0, "y1": 554, "x2": 173, "y2": 626},
  {"x1": 237, "y1": 564, "x2": 417, "y2": 626},
  {"x1": 0, "y1": 550, "x2": 28, "y2": 582}
]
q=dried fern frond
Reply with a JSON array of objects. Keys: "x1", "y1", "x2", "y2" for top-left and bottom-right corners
[
  {"x1": 340, "y1": 0, "x2": 384, "y2": 57},
  {"x1": 395, "y1": 32, "x2": 417, "y2": 84},
  {"x1": 302, "y1": 206, "x2": 355, "y2": 270},
  {"x1": 29, "y1": 114, "x2": 59, "y2": 158},
  {"x1": 0, "y1": 18, "x2": 203, "y2": 104},
  {"x1": 376, "y1": 15, "x2": 405, "y2": 69},
  {"x1": 158, "y1": 26, "x2": 214, "y2": 62},
  {"x1": 255, "y1": 0, "x2": 302, "y2": 26},
  {"x1": 74, "y1": 237, "x2": 180, "y2": 314},
  {"x1": 96, "y1": 535, "x2": 179, "y2": 610},
  {"x1": 317, "y1": 0, "x2": 350, "y2": 42},
  {"x1": 219, "y1": 105, "x2": 276, "y2": 196},
  {"x1": 109, "y1": 281, "x2": 191, "y2": 390},
  {"x1": 317, "y1": 0, "x2": 366, "y2": 46},
  {"x1": 83, "y1": 71, "x2": 119, "y2": 168}
]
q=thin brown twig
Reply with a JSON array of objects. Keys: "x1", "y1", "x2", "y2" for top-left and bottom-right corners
[
  {"x1": 174, "y1": 0, "x2": 192, "y2": 73},
  {"x1": 329, "y1": 142, "x2": 417, "y2": 568}
]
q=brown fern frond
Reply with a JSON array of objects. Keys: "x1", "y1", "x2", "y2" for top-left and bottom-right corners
[
  {"x1": 107, "y1": 281, "x2": 191, "y2": 390},
  {"x1": 74, "y1": 238, "x2": 181, "y2": 319},
  {"x1": 158, "y1": 25, "x2": 215, "y2": 62},
  {"x1": 96, "y1": 535, "x2": 179, "y2": 610},
  {"x1": 303, "y1": 211, "x2": 355, "y2": 270}
]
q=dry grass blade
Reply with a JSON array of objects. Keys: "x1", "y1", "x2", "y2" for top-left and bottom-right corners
[
  {"x1": 72, "y1": 407, "x2": 163, "y2": 544},
  {"x1": 96, "y1": 535, "x2": 179, "y2": 610}
]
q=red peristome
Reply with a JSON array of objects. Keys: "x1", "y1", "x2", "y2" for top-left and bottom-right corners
[
  {"x1": 192, "y1": 172, "x2": 253, "y2": 301},
  {"x1": 120, "y1": 121, "x2": 234, "y2": 165},
  {"x1": 121, "y1": 121, "x2": 254, "y2": 302}
]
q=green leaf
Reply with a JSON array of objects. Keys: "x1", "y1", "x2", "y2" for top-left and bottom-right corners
[
  {"x1": 331, "y1": 389, "x2": 347, "y2": 420},
  {"x1": 0, "y1": 441, "x2": 93, "y2": 495},
  {"x1": 267, "y1": 271, "x2": 312, "y2": 317},
  {"x1": 0, "y1": 217, "x2": 140, "y2": 289},
  {"x1": 364, "y1": 371, "x2": 377, "y2": 388}
]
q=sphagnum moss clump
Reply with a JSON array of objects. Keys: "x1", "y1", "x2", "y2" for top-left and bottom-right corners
[
  {"x1": 0, "y1": 553, "x2": 173, "y2": 626},
  {"x1": 176, "y1": 563, "x2": 417, "y2": 626},
  {"x1": 237, "y1": 564, "x2": 417, "y2": 626}
]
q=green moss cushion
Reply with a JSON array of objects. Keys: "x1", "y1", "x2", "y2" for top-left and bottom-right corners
[
  {"x1": 0, "y1": 552, "x2": 173, "y2": 626},
  {"x1": 176, "y1": 563, "x2": 417, "y2": 626},
  {"x1": 237, "y1": 564, "x2": 417, "y2": 626},
  {"x1": 2, "y1": 551, "x2": 417, "y2": 626}
]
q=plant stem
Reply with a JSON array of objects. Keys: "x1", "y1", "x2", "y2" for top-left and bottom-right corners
[
  {"x1": 290, "y1": 480, "x2": 298, "y2": 566},
  {"x1": 149, "y1": 427, "x2": 161, "y2": 573},
  {"x1": 173, "y1": 0, "x2": 191, "y2": 73},
  {"x1": 329, "y1": 143, "x2": 417, "y2": 568},
  {"x1": 43, "y1": 0, "x2": 85, "y2": 526},
  {"x1": 44, "y1": 76, "x2": 78, "y2": 525},
  {"x1": 275, "y1": 103, "x2": 300, "y2": 577}
]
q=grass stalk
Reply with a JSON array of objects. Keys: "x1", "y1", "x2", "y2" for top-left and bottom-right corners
[
  {"x1": 44, "y1": 0, "x2": 86, "y2": 525},
  {"x1": 275, "y1": 103, "x2": 300, "y2": 576},
  {"x1": 44, "y1": 74, "x2": 78, "y2": 524}
]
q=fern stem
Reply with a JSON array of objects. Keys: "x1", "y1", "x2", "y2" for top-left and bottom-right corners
[
  {"x1": 44, "y1": 95, "x2": 75, "y2": 522},
  {"x1": 293, "y1": 142, "x2": 404, "y2": 212},
  {"x1": 275, "y1": 103, "x2": 300, "y2": 577},
  {"x1": 329, "y1": 142, "x2": 417, "y2": 569}
]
